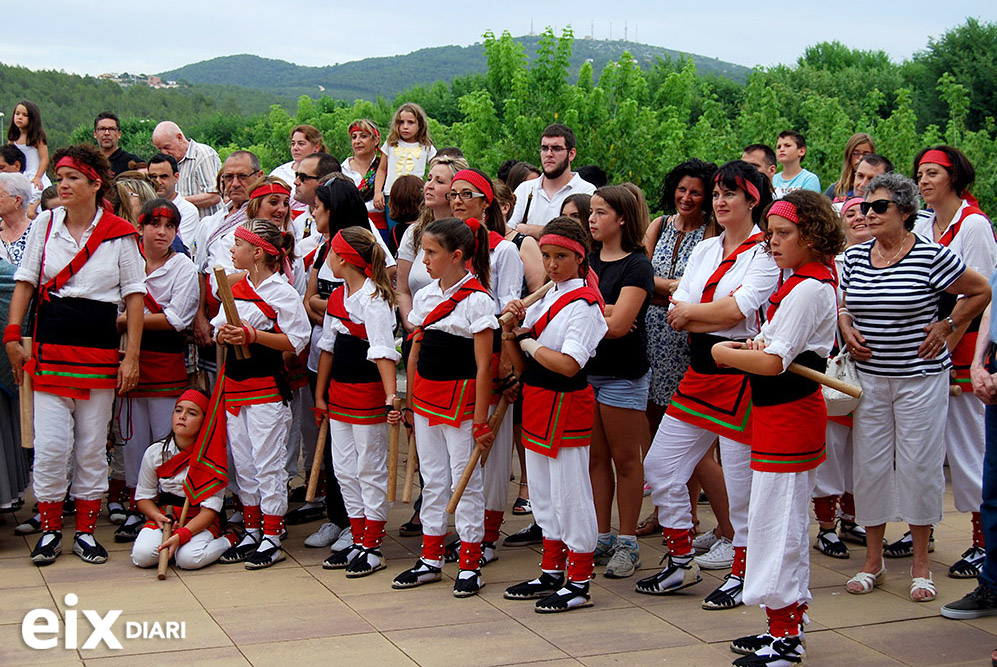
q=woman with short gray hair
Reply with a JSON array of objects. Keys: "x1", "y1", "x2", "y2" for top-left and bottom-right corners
[
  {"x1": 838, "y1": 172, "x2": 990, "y2": 601},
  {"x1": 0, "y1": 172, "x2": 34, "y2": 266}
]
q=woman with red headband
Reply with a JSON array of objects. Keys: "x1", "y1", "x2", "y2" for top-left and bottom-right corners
[
  {"x1": 313, "y1": 226, "x2": 401, "y2": 577},
  {"x1": 113, "y1": 199, "x2": 200, "y2": 543},
  {"x1": 905, "y1": 146, "x2": 997, "y2": 576},
  {"x1": 446, "y1": 167, "x2": 525, "y2": 567},
  {"x1": 131, "y1": 389, "x2": 235, "y2": 570},
  {"x1": 341, "y1": 119, "x2": 384, "y2": 233},
  {"x1": 499, "y1": 216, "x2": 607, "y2": 611},
  {"x1": 713, "y1": 190, "x2": 843, "y2": 665},
  {"x1": 210, "y1": 219, "x2": 311, "y2": 569},
  {"x1": 5, "y1": 144, "x2": 146, "y2": 566},
  {"x1": 637, "y1": 161, "x2": 778, "y2": 608}
]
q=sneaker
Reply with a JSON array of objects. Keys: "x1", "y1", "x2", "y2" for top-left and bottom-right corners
[
  {"x1": 107, "y1": 501, "x2": 128, "y2": 525},
  {"x1": 732, "y1": 635, "x2": 804, "y2": 666},
  {"x1": 692, "y1": 529, "x2": 720, "y2": 554},
  {"x1": 884, "y1": 530, "x2": 934, "y2": 558},
  {"x1": 695, "y1": 536, "x2": 735, "y2": 570},
  {"x1": 731, "y1": 633, "x2": 807, "y2": 656},
  {"x1": 30, "y1": 531, "x2": 62, "y2": 566},
  {"x1": 345, "y1": 547, "x2": 386, "y2": 578},
  {"x1": 504, "y1": 572, "x2": 566, "y2": 600},
  {"x1": 287, "y1": 485, "x2": 308, "y2": 503},
  {"x1": 113, "y1": 513, "x2": 145, "y2": 543},
  {"x1": 15, "y1": 514, "x2": 42, "y2": 536},
  {"x1": 329, "y1": 527, "x2": 354, "y2": 553},
  {"x1": 392, "y1": 559, "x2": 443, "y2": 589},
  {"x1": 941, "y1": 582, "x2": 997, "y2": 619},
  {"x1": 838, "y1": 519, "x2": 867, "y2": 546},
  {"x1": 948, "y1": 546, "x2": 987, "y2": 579},
  {"x1": 503, "y1": 522, "x2": 543, "y2": 547},
  {"x1": 72, "y1": 533, "x2": 108, "y2": 564},
  {"x1": 219, "y1": 531, "x2": 260, "y2": 564},
  {"x1": 635, "y1": 555, "x2": 701, "y2": 595},
  {"x1": 453, "y1": 568, "x2": 484, "y2": 597},
  {"x1": 814, "y1": 528, "x2": 850, "y2": 559},
  {"x1": 604, "y1": 540, "x2": 640, "y2": 579},
  {"x1": 284, "y1": 502, "x2": 325, "y2": 525},
  {"x1": 535, "y1": 580, "x2": 592, "y2": 613},
  {"x1": 702, "y1": 573, "x2": 744, "y2": 610},
  {"x1": 304, "y1": 522, "x2": 343, "y2": 548},
  {"x1": 323, "y1": 544, "x2": 362, "y2": 569},
  {"x1": 594, "y1": 536, "x2": 616, "y2": 566},
  {"x1": 245, "y1": 537, "x2": 285, "y2": 570}
]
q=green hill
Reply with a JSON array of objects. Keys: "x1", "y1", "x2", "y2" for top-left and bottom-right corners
[{"x1": 158, "y1": 36, "x2": 751, "y2": 101}]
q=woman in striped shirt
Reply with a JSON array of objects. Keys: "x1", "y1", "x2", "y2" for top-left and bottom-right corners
[{"x1": 838, "y1": 172, "x2": 989, "y2": 601}]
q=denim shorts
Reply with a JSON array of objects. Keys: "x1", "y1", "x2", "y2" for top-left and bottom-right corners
[{"x1": 588, "y1": 372, "x2": 650, "y2": 411}]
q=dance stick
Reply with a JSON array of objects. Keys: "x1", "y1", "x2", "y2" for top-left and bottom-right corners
[
  {"x1": 305, "y1": 417, "x2": 329, "y2": 503},
  {"x1": 498, "y1": 281, "x2": 553, "y2": 326},
  {"x1": 446, "y1": 397, "x2": 510, "y2": 514},
  {"x1": 387, "y1": 397, "x2": 402, "y2": 502},
  {"x1": 213, "y1": 266, "x2": 250, "y2": 360},
  {"x1": 787, "y1": 363, "x2": 862, "y2": 399},
  {"x1": 402, "y1": 431, "x2": 418, "y2": 504},
  {"x1": 19, "y1": 337, "x2": 33, "y2": 449},
  {"x1": 157, "y1": 514, "x2": 174, "y2": 580},
  {"x1": 479, "y1": 397, "x2": 511, "y2": 466}
]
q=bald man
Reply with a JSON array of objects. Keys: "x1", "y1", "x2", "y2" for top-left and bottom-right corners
[{"x1": 152, "y1": 121, "x2": 223, "y2": 218}]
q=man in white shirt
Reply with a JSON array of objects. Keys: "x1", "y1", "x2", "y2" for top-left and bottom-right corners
[
  {"x1": 508, "y1": 123, "x2": 596, "y2": 239},
  {"x1": 152, "y1": 121, "x2": 223, "y2": 218},
  {"x1": 291, "y1": 153, "x2": 341, "y2": 261},
  {"x1": 148, "y1": 153, "x2": 200, "y2": 253}
]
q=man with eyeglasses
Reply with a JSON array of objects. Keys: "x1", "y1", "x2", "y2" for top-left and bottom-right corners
[
  {"x1": 152, "y1": 120, "x2": 223, "y2": 218},
  {"x1": 291, "y1": 153, "x2": 341, "y2": 261},
  {"x1": 93, "y1": 112, "x2": 142, "y2": 177},
  {"x1": 148, "y1": 153, "x2": 200, "y2": 252},
  {"x1": 508, "y1": 123, "x2": 595, "y2": 239}
]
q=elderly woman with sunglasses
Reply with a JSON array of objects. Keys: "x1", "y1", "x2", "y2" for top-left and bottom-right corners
[{"x1": 838, "y1": 172, "x2": 990, "y2": 602}]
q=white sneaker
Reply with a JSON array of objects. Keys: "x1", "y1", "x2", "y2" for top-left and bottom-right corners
[
  {"x1": 694, "y1": 536, "x2": 735, "y2": 569},
  {"x1": 304, "y1": 522, "x2": 344, "y2": 548},
  {"x1": 330, "y1": 527, "x2": 353, "y2": 553},
  {"x1": 692, "y1": 529, "x2": 720, "y2": 554}
]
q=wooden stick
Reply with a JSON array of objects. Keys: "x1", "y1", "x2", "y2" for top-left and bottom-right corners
[
  {"x1": 479, "y1": 397, "x2": 511, "y2": 466},
  {"x1": 177, "y1": 498, "x2": 191, "y2": 528},
  {"x1": 787, "y1": 363, "x2": 862, "y2": 399},
  {"x1": 305, "y1": 417, "x2": 329, "y2": 503},
  {"x1": 950, "y1": 384, "x2": 963, "y2": 397},
  {"x1": 402, "y1": 430, "x2": 418, "y2": 504},
  {"x1": 499, "y1": 281, "x2": 553, "y2": 326},
  {"x1": 446, "y1": 446, "x2": 482, "y2": 515},
  {"x1": 213, "y1": 266, "x2": 250, "y2": 360},
  {"x1": 386, "y1": 397, "x2": 402, "y2": 502},
  {"x1": 157, "y1": 516, "x2": 173, "y2": 580},
  {"x1": 19, "y1": 336, "x2": 33, "y2": 450}
]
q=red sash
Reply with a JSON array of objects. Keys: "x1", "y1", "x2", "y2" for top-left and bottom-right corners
[
  {"x1": 149, "y1": 448, "x2": 221, "y2": 536},
  {"x1": 765, "y1": 262, "x2": 837, "y2": 322},
  {"x1": 530, "y1": 286, "x2": 604, "y2": 339},
  {"x1": 327, "y1": 286, "x2": 367, "y2": 338},
  {"x1": 231, "y1": 277, "x2": 280, "y2": 325},
  {"x1": 828, "y1": 414, "x2": 854, "y2": 428},
  {"x1": 488, "y1": 231, "x2": 504, "y2": 251},
  {"x1": 327, "y1": 379, "x2": 387, "y2": 424},
  {"x1": 421, "y1": 276, "x2": 489, "y2": 329},
  {"x1": 700, "y1": 232, "x2": 764, "y2": 303},
  {"x1": 950, "y1": 330, "x2": 977, "y2": 389},
  {"x1": 667, "y1": 370, "x2": 753, "y2": 444},
  {"x1": 129, "y1": 290, "x2": 187, "y2": 398},
  {"x1": 521, "y1": 384, "x2": 595, "y2": 457},
  {"x1": 225, "y1": 376, "x2": 283, "y2": 414},
  {"x1": 411, "y1": 368, "x2": 476, "y2": 427},
  {"x1": 157, "y1": 446, "x2": 192, "y2": 478},
  {"x1": 938, "y1": 205, "x2": 993, "y2": 246},
  {"x1": 751, "y1": 391, "x2": 826, "y2": 472}
]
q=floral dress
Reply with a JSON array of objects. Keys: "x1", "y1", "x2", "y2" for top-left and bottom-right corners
[{"x1": 645, "y1": 216, "x2": 707, "y2": 406}]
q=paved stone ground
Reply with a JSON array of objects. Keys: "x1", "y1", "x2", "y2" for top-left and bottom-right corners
[{"x1": 2, "y1": 451, "x2": 996, "y2": 666}]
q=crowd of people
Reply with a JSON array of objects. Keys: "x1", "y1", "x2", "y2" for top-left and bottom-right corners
[{"x1": 3, "y1": 96, "x2": 997, "y2": 666}]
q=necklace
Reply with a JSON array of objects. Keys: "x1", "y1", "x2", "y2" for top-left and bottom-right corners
[{"x1": 875, "y1": 232, "x2": 910, "y2": 265}]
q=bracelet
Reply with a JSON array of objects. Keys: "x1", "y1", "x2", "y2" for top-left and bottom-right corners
[
  {"x1": 945, "y1": 316, "x2": 956, "y2": 330},
  {"x1": 174, "y1": 526, "x2": 192, "y2": 546},
  {"x1": 515, "y1": 330, "x2": 532, "y2": 342},
  {"x1": 3, "y1": 324, "x2": 22, "y2": 345},
  {"x1": 519, "y1": 338, "x2": 542, "y2": 358},
  {"x1": 472, "y1": 422, "x2": 492, "y2": 439}
]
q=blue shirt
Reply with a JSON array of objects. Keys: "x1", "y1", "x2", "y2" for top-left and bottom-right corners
[
  {"x1": 772, "y1": 168, "x2": 821, "y2": 198},
  {"x1": 989, "y1": 267, "x2": 997, "y2": 344}
]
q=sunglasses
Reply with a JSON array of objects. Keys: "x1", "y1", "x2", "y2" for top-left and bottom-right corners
[{"x1": 859, "y1": 199, "x2": 895, "y2": 215}]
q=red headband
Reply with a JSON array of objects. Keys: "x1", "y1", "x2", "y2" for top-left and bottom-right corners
[
  {"x1": 919, "y1": 149, "x2": 953, "y2": 169},
  {"x1": 539, "y1": 234, "x2": 586, "y2": 258},
  {"x1": 250, "y1": 183, "x2": 291, "y2": 200},
  {"x1": 452, "y1": 169, "x2": 493, "y2": 205},
  {"x1": 768, "y1": 200, "x2": 800, "y2": 224},
  {"x1": 235, "y1": 224, "x2": 279, "y2": 256},
  {"x1": 349, "y1": 122, "x2": 380, "y2": 140},
  {"x1": 331, "y1": 230, "x2": 373, "y2": 278},
  {"x1": 841, "y1": 197, "x2": 864, "y2": 215},
  {"x1": 139, "y1": 205, "x2": 179, "y2": 227},
  {"x1": 734, "y1": 175, "x2": 761, "y2": 205},
  {"x1": 55, "y1": 156, "x2": 100, "y2": 183},
  {"x1": 176, "y1": 389, "x2": 209, "y2": 414}
]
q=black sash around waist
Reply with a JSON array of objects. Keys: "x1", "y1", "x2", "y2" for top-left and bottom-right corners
[
  {"x1": 317, "y1": 277, "x2": 336, "y2": 300},
  {"x1": 158, "y1": 491, "x2": 186, "y2": 508},
  {"x1": 331, "y1": 333, "x2": 381, "y2": 383},
  {"x1": 36, "y1": 296, "x2": 118, "y2": 348},
  {"x1": 748, "y1": 350, "x2": 824, "y2": 407},
  {"x1": 688, "y1": 333, "x2": 745, "y2": 376},
  {"x1": 522, "y1": 356, "x2": 588, "y2": 393},
  {"x1": 224, "y1": 335, "x2": 292, "y2": 403},
  {"x1": 141, "y1": 328, "x2": 186, "y2": 354},
  {"x1": 418, "y1": 329, "x2": 476, "y2": 381}
]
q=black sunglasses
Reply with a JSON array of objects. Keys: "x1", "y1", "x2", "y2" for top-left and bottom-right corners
[{"x1": 859, "y1": 199, "x2": 895, "y2": 215}]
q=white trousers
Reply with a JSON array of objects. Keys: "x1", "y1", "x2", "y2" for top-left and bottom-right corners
[
  {"x1": 227, "y1": 402, "x2": 291, "y2": 517},
  {"x1": 33, "y1": 389, "x2": 115, "y2": 502},
  {"x1": 526, "y1": 447, "x2": 597, "y2": 554},
  {"x1": 482, "y1": 403, "x2": 514, "y2": 512},
  {"x1": 121, "y1": 397, "x2": 176, "y2": 488},
  {"x1": 329, "y1": 419, "x2": 389, "y2": 521},
  {"x1": 852, "y1": 371, "x2": 948, "y2": 526},
  {"x1": 813, "y1": 420, "x2": 854, "y2": 498},
  {"x1": 743, "y1": 469, "x2": 816, "y2": 610},
  {"x1": 645, "y1": 414, "x2": 752, "y2": 546},
  {"x1": 132, "y1": 526, "x2": 230, "y2": 570},
  {"x1": 414, "y1": 414, "x2": 484, "y2": 542},
  {"x1": 944, "y1": 392, "x2": 985, "y2": 513}
]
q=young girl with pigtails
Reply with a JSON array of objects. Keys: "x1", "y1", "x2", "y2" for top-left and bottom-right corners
[
  {"x1": 210, "y1": 219, "x2": 311, "y2": 570},
  {"x1": 392, "y1": 217, "x2": 496, "y2": 597},
  {"x1": 313, "y1": 226, "x2": 402, "y2": 577}
]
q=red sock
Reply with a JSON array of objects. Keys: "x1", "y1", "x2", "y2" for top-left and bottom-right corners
[
  {"x1": 973, "y1": 511, "x2": 985, "y2": 548},
  {"x1": 483, "y1": 510, "x2": 504, "y2": 544},
  {"x1": 243, "y1": 504, "x2": 263, "y2": 531},
  {"x1": 262, "y1": 514, "x2": 285, "y2": 536},
  {"x1": 567, "y1": 551, "x2": 594, "y2": 583},
  {"x1": 813, "y1": 496, "x2": 838, "y2": 524},
  {"x1": 349, "y1": 516, "x2": 366, "y2": 545},
  {"x1": 74, "y1": 498, "x2": 102, "y2": 534},
  {"x1": 732, "y1": 546, "x2": 747, "y2": 578},
  {"x1": 840, "y1": 492, "x2": 856, "y2": 519},
  {"x1": 541, "y1": 538, "x2": 567, "y2": 572},
  {"x1": 363, "y1": 519, "x2": 386, "y2": 549},
  {"x1": 128, "y1": 487, "x2": 138, "y2": 512},
  {"x1": 766, "y1": 603, "x2": 800, "y2": 638},
  {"x1": 458, "y1": 541, "x2": 482, "y2": 570},
  {"x1": 662, "y1": 526, "x2": 693, "y2": 557},
  {"x1": 224, "y1": 532, "x2": 239, "y2": 546},
  {"x1": 38, "y1": 500, "x2": 64, "y2": 532},
  {"x1": 107, "y1": 478, "x2": 127, "y2": 505},
  {"x1": 423, "y1": 534, "x2": 446, "y2": 561}
]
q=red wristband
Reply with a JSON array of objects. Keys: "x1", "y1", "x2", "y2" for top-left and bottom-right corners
[
  {"x1": 174, "y1": 526, "x2": 192, "y2": 546},
  {"x1": 473, "y1": 422, "x2": 492, "y2": 439},
  {"x1": 3, "y1": 324, "x2": 22, "y2": 345}
]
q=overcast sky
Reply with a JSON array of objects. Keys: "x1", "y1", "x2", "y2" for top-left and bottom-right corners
[{"x1": 1, "y1": 2, "x2": 993, "y2": 76}]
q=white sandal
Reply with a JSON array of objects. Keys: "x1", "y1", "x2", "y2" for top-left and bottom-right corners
[
  {"x1": 846, "y1": 566, "x2": 886, "y2": 594},
  {"x1": 910, "y1": 571, "x2": 936, "y2": 602}
]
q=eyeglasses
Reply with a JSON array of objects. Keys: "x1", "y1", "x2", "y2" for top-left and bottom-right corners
[
  {"x1": 95, "y1": 126, "x2": 119, "y2": 133},
  {"x1": 859, "y1": 200, "x2": 895, "y2": 215},
  {"x1": 540, "y1": 145, "x2": 568, "y2": 154},
  {"x1": 221, "y1": 171, "x2": 259, "y2": 184},
  {"x1": 295, "y1": 172, "x2": 319, "y2": 182},
  {"x1": 445, "y1": 191, "x2": 487, "y2": 201},
  {"x1": 148, "y1": 173, "x2": 173, "y2": 181}
]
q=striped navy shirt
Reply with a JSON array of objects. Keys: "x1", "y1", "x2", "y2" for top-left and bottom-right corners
[{"x1": 841, "y1": 235, "x2": 965, "y2": 378}]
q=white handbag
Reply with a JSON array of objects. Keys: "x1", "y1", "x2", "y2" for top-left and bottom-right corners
[{"x1": 823, "y1": 350, "x2": 862, "y2": 416}]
